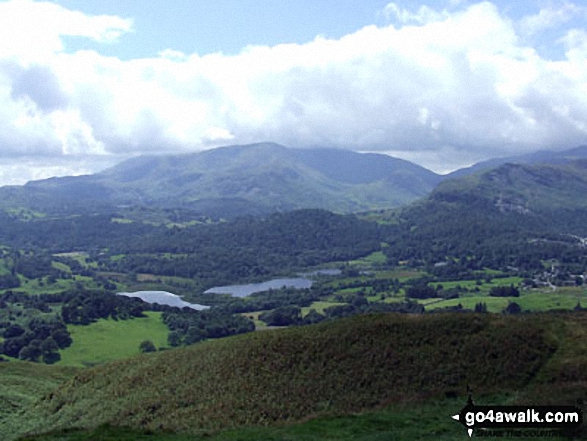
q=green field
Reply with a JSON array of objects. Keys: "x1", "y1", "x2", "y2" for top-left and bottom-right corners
[
  {"x1": 438, "y1": 276, "x2": 524, "y2": 293},
  {"x1": 11, "y1": 275, "x2": 102, "y2": 295},
  {"x1": 423, "y1": 296, "x2": 511, "y2": 312},
  {"x1": 301, "y1": 301, "x2": 347, "y2": 316},
  {"x1": 240, "y1": 310, "x2": 270, "y2": 329},
  {"x1": 347, "y1": 251, "x2": 387, "y2": 266},
  {"x1": 58, "y1": 312, "x2": 169, "y2": 367},
  {"x1": 424, "y1": 287, "x2": 586, "y2": 313}
]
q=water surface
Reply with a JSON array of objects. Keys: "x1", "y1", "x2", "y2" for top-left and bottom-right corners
[
  {"x1": 117, "y1": 291, "x2": 209, "y2": 310},
  {"x1": 204, "y1": 278, "x2": 313, "y2": 298}
]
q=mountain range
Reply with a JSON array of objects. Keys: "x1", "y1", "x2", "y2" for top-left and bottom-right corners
[
  {"x1": 2, "y1": 142, "x2": 587, "y2": 218},
  {"x1": 0, "y1": 143, "x2": 441, "y2": 217}
]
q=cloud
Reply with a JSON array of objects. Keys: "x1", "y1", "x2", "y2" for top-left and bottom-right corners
[
  {"x1": 0, "y1": 0, "x2": 132, "y2": 63},
  {"x1": 519, "y1": 2, "x2": 586, "y2": 36},
  {"x1": 0, "y1": 0, "x2": 586, "y2": 184},
  {"x1": 383, "y1": 2, "x2": 448, "y2": 25},
  {"x1": 9, "y1": 63, "x2": 68, "y2": 112}
]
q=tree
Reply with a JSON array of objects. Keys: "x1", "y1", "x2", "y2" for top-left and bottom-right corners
[
  {"x1": 139, "y1": 340, "x2": 157, "y2": 353},
  {"x1": 167, "y1": 331, "x2": 182, "y2": 347},
  {"x1": 40, "y1": 337, "x2": 59, "y2": 356},
  {"x1": 504, "y1": 302, "x2": 521, "y2": 315},
  {"x1": 3, "y1": 324, "x2": 25, "y2": 339},
  {"x1": 51, "y1": 328, "x2": 73, "y2": 349},
  {"x1": 19, "y1": 344, "x2": 41, "y2": 362},
  {"x1": 303, "y1": 309, "x2": 325, "y2": 325},
  {"x1": 474, "y1": 302, "x2": 487, "y2": 313},
  {"x1": 43, "y1": 351, "x2": 61, "y2": 364},
  {"x1": 405, "y1": 284, "x2": 437, "y2": 299},
  {"x1": 489, "y1": 285, "x2": 520, "y2": 297},
  {"x1": 259, "y1": 306, "x2": 301, "y2": 326}
]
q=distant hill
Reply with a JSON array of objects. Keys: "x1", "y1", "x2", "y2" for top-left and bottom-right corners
[
  {"x1": 384, "y1": 159, "x2": 587, "y2": 270},
  {"x1": 0, "y1": 143, "x2": 442, "y2": 218},
  {"x1": 1, "y1": 312, "x2": 569, "y2": 440},
  {"x1": 447, "y1": 145, "x2": 587, "y2": 179}
]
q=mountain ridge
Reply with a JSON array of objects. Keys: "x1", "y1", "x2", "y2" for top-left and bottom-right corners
[
  {"x1": 1, "y1": 143, "x2": 443, "y2": 217},
  {"x1": 382, "y1": 158, "x2": 587, "y2": 272},
  {"x1": 4, "y1": 143, "x2": 587, "y2": 219}
]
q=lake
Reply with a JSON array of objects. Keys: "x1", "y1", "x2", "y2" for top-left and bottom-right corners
[
  {"x1": 204, "y1": 278, "x2": 313, "y2": 298},
  {"x1": 117, "y1": 291, "x2": 209, "y2": 310}
]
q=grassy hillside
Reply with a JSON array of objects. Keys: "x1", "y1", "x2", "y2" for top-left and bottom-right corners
[
  {"x1": 5, "y1": 312, "x2": 585, "y2": 440},
  {"x1": 0, "y1": 362, "x2": 78, "y2": 424},
  {"x1": 8, "y1": 400, "x2": 517, "y2": 441}
]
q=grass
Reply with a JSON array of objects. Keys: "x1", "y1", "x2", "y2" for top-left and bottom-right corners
[
  {"x1": 51, "y1": 261, "x2": 71, "y2": 273},
  {"x1": 437, "y1": 276, "x2": 523, "y2": 292},
  {"x1": 240, "y1": 310, "x2": 270, "y2": 329},
  {"x1": 517, "y1": 289, "x2": 584, "y2": 311},
  {"x1": 58, "y1": 312, "x2": 169, "y2": 367},
  {"x1": 373, "y1": 268, "x2": 426, "y2": 281},
  {"x1": 0, "y1": 362, "x2": 78, "y2": 423},
  {"x1": 347, "y1": 251, "x2": 387, "y2": 266},
  {"x1": 111, "y1": 217, "x2": 134, "y2": 224},
  {"x1": 301, "y1": 301, "x2": 347, "y2": 316},
  {"x1": 423, "y1": 296, "x2": 510, "y2": 313},
  {"x1": 12, "y1": 276, "x2": 100, "y2": 296},
  {"x1": 1, "y1": 312, "x2": 570, "y2": 440},
  {"x1": 21, "y1": 398, "x2": 569, "y2": 441},
  {"x1": 53, "y1": 252, "x2": 98, "y2": 269},
  {"x1": 423, "y1": 287, "x2": 586, "y2": 313}
]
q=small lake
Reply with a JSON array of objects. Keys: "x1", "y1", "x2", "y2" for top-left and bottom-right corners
[
  {"x1": 117, "y1": 291, "x2": 209, "y2": 310},
  {"x1": 204, "y1": 278, "x2": 313, "y2": 298}
]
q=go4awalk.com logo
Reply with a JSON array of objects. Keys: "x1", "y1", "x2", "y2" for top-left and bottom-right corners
[{"x1": 451, "y1": 398, "x2": 582, "y2": 437}]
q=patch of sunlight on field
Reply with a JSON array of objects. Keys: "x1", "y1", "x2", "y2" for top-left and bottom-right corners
[
  {"x1": 422, "y1": 288, "x2": 586, "y2": 313},
  {"x1": 375, "y1": 269, "x2": 426, "y2": 281},
  {"x1": 301, "y1": 301, "x2": 347, "y2": 316},
  {"x1": 240, "y1": 310, "x2": 270, "y2": 330},
  {"x1": 517, "y1": 289, "x2": 584, "y2": 311},
  {"x1": 439, "y1": 277, "x2": 523, "y2": 293},
  {"x1": 348, "y1": 251, "x2": 387, "y2": 266},
  {"x1": 424, "y1": 296, "x2": 510, "y2": 313},
  {"x1": 15, "y1": 276, "x2": 99, "y2": 295},
  {"x1": 58, "y1": 312, "x2": 169, "y2": 367}
]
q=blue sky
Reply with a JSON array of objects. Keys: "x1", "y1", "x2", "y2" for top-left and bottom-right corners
[
  {"x1": 55, "y1": 0, "x2": 395, "y2": 58},
  {"x1": 54, "y1": 0, "x2": 573, "y2": 59},
  {"x1": 0, "y1": 0, "x2": 586, "y2": 184}
]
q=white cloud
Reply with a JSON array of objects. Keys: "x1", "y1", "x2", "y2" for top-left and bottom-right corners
[
  {"x1": 383, "y1": 2, "x2": 448, "y2": 25},
  {"x1": 0, "y1": 0, "x2": 132, "y2": 64},
  {"x1": 0, "y1": 0, "x2": 586, "y2": 183},
  {"x1": 519, "y1": 2, "x2": 586, "y2": 36}
]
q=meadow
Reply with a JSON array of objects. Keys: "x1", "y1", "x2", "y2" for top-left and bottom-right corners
[{"x1": 58, "y1": 312, "x2": 169, "y2": 367}]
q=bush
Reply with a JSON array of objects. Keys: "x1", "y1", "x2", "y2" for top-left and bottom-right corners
[
  {"x1": 139, "y1": 340, "x2": 157, "y2": 353},
  {"x1": 259, "y1": 306, "x2": 301, "y2": 326},
  {"x1": 490, "y1": 285, "x2": 520, "y2": 297}
]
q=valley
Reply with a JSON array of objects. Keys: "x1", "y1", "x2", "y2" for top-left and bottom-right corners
[{"x1": 1, "y1": 145, "x2": 587, "y2": 439}]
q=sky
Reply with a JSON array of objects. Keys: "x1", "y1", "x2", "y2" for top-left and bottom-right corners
[{"x1": 0, "y1": 0, "x2": 586, "y2": 184}]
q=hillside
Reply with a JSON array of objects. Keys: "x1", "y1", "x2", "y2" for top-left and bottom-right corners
[
  {"x1": 4, "y1": 312, "x2": 584, "y2": 440},
  {"x1": 0, "y1": 362, "x2": 79, "y2": 425},
  {"x1": 0, "y1": 143, "x2": 442, "y2": 218},
  {"x1": 447, "y1": 145, "x2": 587, "y2": 178},
  {"x1": 383, "y1": 159, "x2": 587, "y2": 271}
]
